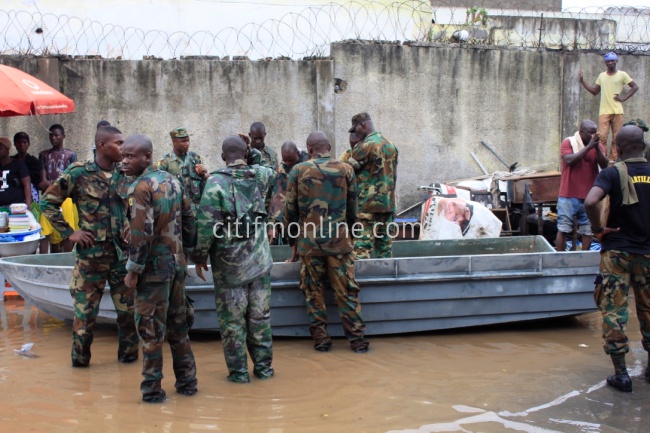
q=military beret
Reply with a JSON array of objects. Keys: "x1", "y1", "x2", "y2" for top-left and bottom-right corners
[
  {"x1": 170, "y1": 127, "x2": 191, "y2": 139},
  {"x1": 624, "y1": 118, "x2": 649, "y2": 132},
  {"x1": 348, "y1": 112, "x2": 371, "y2": 133}
]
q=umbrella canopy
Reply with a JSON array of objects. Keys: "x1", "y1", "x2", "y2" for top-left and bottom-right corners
[{"x1": 0, "y1": 64, "x2": 75, "y2": 117}]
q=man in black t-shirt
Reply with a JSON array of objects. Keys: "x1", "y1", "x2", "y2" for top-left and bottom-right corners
[
  {"x1": 0, "y1": 137, "x2": 32, "y2": 207},
  {"x1": 585, "y1": 125, "x2": 650, "y2": 393}
]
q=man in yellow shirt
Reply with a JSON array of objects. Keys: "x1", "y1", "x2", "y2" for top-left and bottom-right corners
[{"x1": 579, "y1": 52, "x2": 639, "y2": 162}]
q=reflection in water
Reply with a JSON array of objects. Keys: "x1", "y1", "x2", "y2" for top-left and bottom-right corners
[{"x1": 0, "y1": 300, "x2": 648, "y2": 433}]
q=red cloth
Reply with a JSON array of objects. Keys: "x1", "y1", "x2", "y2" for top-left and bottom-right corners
[{"x1": 559, "y1": 138, "x2": 604, "y2": 199}]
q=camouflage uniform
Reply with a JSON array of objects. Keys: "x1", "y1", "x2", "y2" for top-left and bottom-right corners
[
  {"x1": 283, "y1": 153, "x2": 369, "y2": 351},
  {"x1": 594, "y1": 250, "x2": 650, "y2": 355},
  {"x1": 346, "y1": 131, "x2": 398, "y2": 259},
  {"x1": 268, "y1": 149, "x2": 308, "y2": 244},
  {"x1": 191, "y1": 159, "x2": 275, "y2": 383},
  {"x1": 127, "y1": 165, "x2": 197, "y2": 401},
  {"x1": 158, "y1": 150, "x2": 206, "y2": 215},
  {"x1": 257, "y1": 145, "x2": 279, "y2": 170},
  {"x1": 40, "y1": 161, "x2": 138, "y2": 366}
]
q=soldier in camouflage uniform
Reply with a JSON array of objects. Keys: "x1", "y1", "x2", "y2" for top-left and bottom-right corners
[
  {"x1": 122, "y1": 134, "x2": 198, "y2": 403},
  {"x1": 283, "y1": 131, "x2": 369, "y2": 353},
  {"x1": 40, "y1": 126, "x2": 138, "y2": 367},
  {"x1": 158, "y1": 127, "x2": 208, "y2": 215},
  {"x1": 346, "y1": 112, "x2": 399, "y2": 259},
  {"x1": 249, "y1": 122, "x2": 279, "y2": 170},
  {"x1": 268, "y1": 141, "x2": 308, "y2": 244},
  {"x1": 585, "y1": 125, "x2": 650, "y2": 393},
  {"x1": 191, "y1": 135, "x2": 275, "y2": 383}
]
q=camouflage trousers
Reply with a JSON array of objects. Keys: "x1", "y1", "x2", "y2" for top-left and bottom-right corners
[
  {"x1": 69, "y1": 248, "x2": 138, "y2": 365},
  {"x1": 135, "y1": 267, "x2": 197, "y2": 400},
  {"x1": 299, "y1": 253, "x2": 368, "y2": 350},
  {"x1": 214, "y1": 273, "x2": 273, "y2": 383},
  {"x1": 354, "y1": 212, "x2": 394, "y2": 259},
  {"x1": 594, "y1": 249, "x2": 650, "y2": 356}
]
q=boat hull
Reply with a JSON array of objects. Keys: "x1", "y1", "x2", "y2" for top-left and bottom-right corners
[{"x1": 0, "y1": 237, "x2": 599, "y2": 336}]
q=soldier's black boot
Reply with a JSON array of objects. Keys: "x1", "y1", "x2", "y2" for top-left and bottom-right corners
[
  {"x1": 606, "y1": 353, "x2": 632, "y2": 392},
  {"x1": 646, "y1": 352, "x2": 650, "y2": 383}
]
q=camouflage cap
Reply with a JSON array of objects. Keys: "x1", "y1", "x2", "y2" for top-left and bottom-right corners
[
  {"x1": 170, "y1": 127, "x2": 191, "y2": 139},
  {"x1": 348, "y1": 112, "x2": 371, "y2": 133},
  {"x1": 623, "y1": 118, "x2": 649, "y2": 132}
]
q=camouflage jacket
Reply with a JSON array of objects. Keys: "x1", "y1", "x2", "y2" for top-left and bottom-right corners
[
  {"x1": 283, "y1": 153, "x2": 357, "y2": 256},
  {"x1": 40, "y1": 161, "x2": 131, "y2": 260},
  {"x1": 191, "y1": 159, "x2": 275, "y2": 288},
  {"x1": 268, "y1": 149, "x2": 309, "y2": 222},
  {"x1": 157, "y1": 151, "x2": 206, "y2": 205},
  {"x1": 346, "y1": 131, "x2": 398, "y2": 214},
  {"x1": 126, "y1": 165, "x2": 196, "y2": 280},
  {"x1": 258, "y1": 145, "x2": 279, "y2": 170}
]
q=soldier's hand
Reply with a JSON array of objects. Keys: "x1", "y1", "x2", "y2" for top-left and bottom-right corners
[
  {"x1": 195, "y1": 262, "x2": 209, "y2": 281},
  {"x1": 594, "y1": 226, "x2": 620, "y2": 243},
  {"x1": 68, "y1": 230, "x2": 95, "y2": 248},
  {"x1": 286, "y1": 245, "x2": 299, "y2": 263},
  {"x1": 238, "y1": 133, "x2": 251, "y2": 146},
  {"x1": 124, "y1": 271, "x2": 139, "y2": 290},
  {"x1": 195, "y1": 164, "x2": 208, "y2": 178}
]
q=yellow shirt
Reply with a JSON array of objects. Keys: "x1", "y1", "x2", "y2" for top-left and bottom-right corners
[{"x1": 596, "y1": 70, "x2": 633, "y2": 115}]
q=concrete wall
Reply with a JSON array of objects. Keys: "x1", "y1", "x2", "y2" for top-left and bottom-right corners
[
  {"x1": 331, "y1": 42, "x2": 648, "y2": 207},
  {"x1": 0, "y1": 58, "x2": 334, "y2": 171},
  {"x1": 2, "y1": 44, "x2": 649, "y2": 212},
  {"x1": 429, "y1": 1, "x2": 562, "y2": 11}
]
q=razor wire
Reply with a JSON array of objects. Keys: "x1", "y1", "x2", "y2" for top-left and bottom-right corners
[{"x1": 0, "y1": 1, "x2": 648, "y2": 60}]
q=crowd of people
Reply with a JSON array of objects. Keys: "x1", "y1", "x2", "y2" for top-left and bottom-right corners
[
  {"x1": 1, "y1": 49, "x2": 648, "y2": 401},
  {"x1": 0, "y1": 113, "x2": 398, "y2": 402}
]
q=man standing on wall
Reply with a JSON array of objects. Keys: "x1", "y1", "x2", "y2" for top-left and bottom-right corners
[
  {"x1": 284, "y1": 131, "x2": 369, "y2": 353},
  {"x1": 555, "y1": 119, "x2": 609, "y2": 252},
  {"x1": 584, "y1": 125, "x2": 650, "y2": 393},
  {"x1": 579, "y1": 52, "x2": 639, "y2": 162},
  {"x1": 346, "y1": 112, "x2": 398, "y2": 259},
  {"x1": 192, "y1": 135, "x2": 276, "y2": 384},
  {"x1": 123, "y1": 134, "x2": 198, "y2": 403},
  {"x1": 158, "y1": 127, "x2": 209, "y2": 215},
  {"x1": 40, "y1": 126, "x2": 138, "y2": 367}
]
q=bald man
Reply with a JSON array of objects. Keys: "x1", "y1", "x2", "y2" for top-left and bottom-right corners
[
  {"x1": 249, "y1": 122, "x2": 279, "y2": 170},
  {"x1": 283, "y1": 131, "x2": 369, "y2": 353},
  {"x1": 556, "y1": 119, "x2": 609, "y2": 251},
  {"x1": 40, "y1": 126, "x2": 138, "y2": 367},
  {"x1": 585, "y1": 125, "x2": 650, "y2": 393},
  {"x1": 191, "y1": 135, "x2": 276, "y2": 383},
  {"x1": 122, "y1": 134, "x2": 198, "y2": 403}
]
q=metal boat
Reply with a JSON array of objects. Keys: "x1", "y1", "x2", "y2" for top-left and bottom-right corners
[{"x1": 0, "y1": 236, "x2": 599, "y2": 336}]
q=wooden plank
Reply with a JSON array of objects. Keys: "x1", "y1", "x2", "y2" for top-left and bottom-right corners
[{"x1": 510, "y1": 174, "x2": 561, "y2": 204}]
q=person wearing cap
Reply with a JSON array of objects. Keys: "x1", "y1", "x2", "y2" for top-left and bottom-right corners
[
  {"x1": 579, "y1": 52, "x2": 639, "y2": 162},
  {"x1": 346, "y1": 112, "x2": 399, "y2": 259},
  {"x1": 158, "y1": 127, "x2": 208, "y2": 215},
  {"x1": 0, "y1": 137, "x2": 32, "y2": 207}
]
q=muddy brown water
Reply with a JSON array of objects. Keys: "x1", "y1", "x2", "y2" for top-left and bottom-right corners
[{"x1": 1, "y1": 299, "x2": 649, "y2": 433}]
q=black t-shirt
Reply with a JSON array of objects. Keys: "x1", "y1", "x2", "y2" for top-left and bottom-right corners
[
  {"x1": 0, "y1": 158, "x2": 29, "y2": 206},
  {"x1": 594, "y1": 161, "x2": 650, "y2": 254},
  {"x1": 12, "y1": 153, "x2": 41, "y2": 186}
]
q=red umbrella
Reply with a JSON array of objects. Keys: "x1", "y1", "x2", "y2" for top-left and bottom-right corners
[{"x1": 0, "y1": 64, "x2": 75, "y2": 117}]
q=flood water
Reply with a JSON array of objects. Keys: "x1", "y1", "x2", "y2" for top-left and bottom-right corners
[{"x1": 1, "y1": 298, "x2": 649, "y2": 433}]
